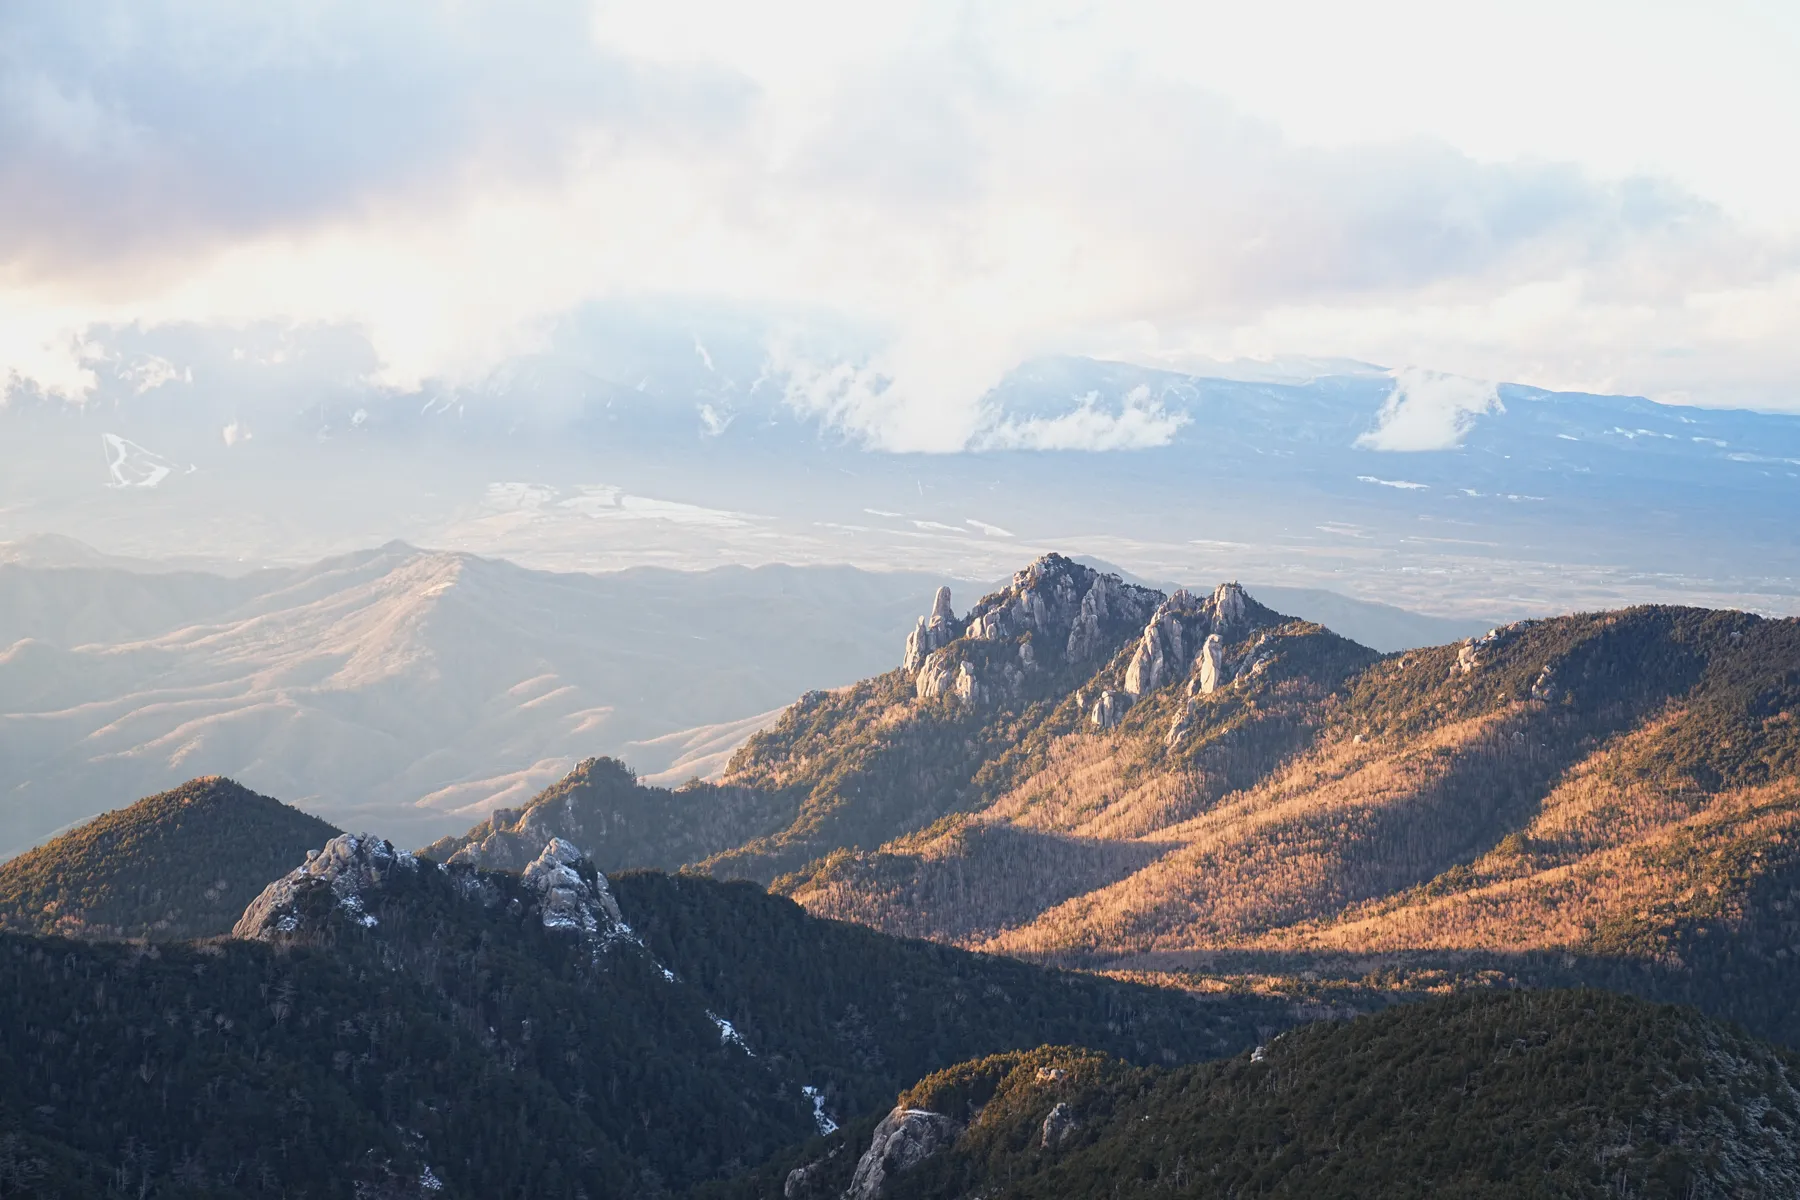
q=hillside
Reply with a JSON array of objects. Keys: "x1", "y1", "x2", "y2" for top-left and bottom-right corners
[
  {"x1": 558, "y1": 554, "x2": 1800, "y2": 1048},
  {"x1": 0, "y1": 827, "x2": 1290, "y2": 1198},
  {"x1": 0, "y1": 545, "x2": 948, "y2": 857},
  {"x1": 705, "y1": 989, "x2": 1800, "y2": 1199},
  {"x1": 0, "y1": 777, "x2": 339, "y2": 939},
  {"x1": 420, "y1": 755, "x2": 799, "y2": 872}
]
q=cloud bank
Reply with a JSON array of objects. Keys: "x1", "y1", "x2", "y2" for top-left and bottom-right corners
[{"x1": 2, "y1": 1, "x2": 1798, "y2": 446}]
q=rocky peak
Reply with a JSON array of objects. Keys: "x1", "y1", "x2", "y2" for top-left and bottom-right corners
[
  {"x1": 1212, "y1": 580, "x2": 1249, "y2": 629},
  {"x1": 843, "y1": 1106, "x2": 961, "y2": 1200},
  {"x1": 902, "y1": 587, "x2": 959, "y2": 672},
  {"x1": 233, "y1": 832, "x2": 416, "y2": 940},
  {"x1": 430, "y1": 756, "x2": 638, "y2": 872},
  {"x1": 521, "y1": 836, "x2": 624, "y2": 936},
  {"x1": 956, "y1": 553, "x2": 1160, "y2": 665},
  {"x1": 1123, "y1": 582, "x2": 1271, "y2": 698}
]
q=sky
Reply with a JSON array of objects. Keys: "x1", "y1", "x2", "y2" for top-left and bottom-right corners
[{"x1": 2, "y1": 0, "x2": 1798, "y2": 451}]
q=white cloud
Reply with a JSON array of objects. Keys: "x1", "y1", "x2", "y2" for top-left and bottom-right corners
[
  {"x1": 697, "y1": 403, "x2": 731, "y2": 436},
  {"x1": 1356, "y1": 368, "x2": 1503, "y2": 452},
  {"x1": 975, "y1": 386, "x2": 1189, "y2": 452},
  {"x1": 2, "y1": 0, "x2": 1800, "y2": 436}
]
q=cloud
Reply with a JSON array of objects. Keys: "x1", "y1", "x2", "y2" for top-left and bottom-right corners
[
  {"x1": 0, "y1": 1, "x2": 748, "y2": 279},
  {"x1": 1, "y1": 0, "x2": 1798, "y2": 439},
  {"x1": 974, "y1": 385, "x2": 1189, "y2": 453},
  {"x1": 1356, "y1": 368, "x2": 1503, "y2": 452}
]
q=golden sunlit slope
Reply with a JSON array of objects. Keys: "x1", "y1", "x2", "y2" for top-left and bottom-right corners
[{"x1": 721, "y1": 560, "x2": 1800, "y2": 1043}]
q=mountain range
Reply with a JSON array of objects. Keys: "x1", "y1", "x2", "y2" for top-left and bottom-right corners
[
  {"x1": 6, "y1": 548, "x2": 1800, "y2": 1195},
  {"x1": 382, "y1": 554, "x2": 1800, "y2": 1047},
  {"x1": 0, "y1": 544, "x2": 950, "y2": 857},
  {"x1": 6, "y1": 327, "x2": 1800, "y2": 620},
  {"x1": 0, "y1": 541, "x2": 1494, "y2": 861}
]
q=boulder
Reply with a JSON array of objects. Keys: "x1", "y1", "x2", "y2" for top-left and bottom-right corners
[
  {"x1": 1091, "y1": 689, "x2": 1131, "y2": 729},
  {"x1": 1040, "y1": 1101, "x2": 1078, "y2": 1149},
  {"x1": 843, "y1": 1107, "x2": 961, "y2": 1200}
]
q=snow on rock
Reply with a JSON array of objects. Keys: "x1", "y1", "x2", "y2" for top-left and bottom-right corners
[
  {"x1": 709, "y1": 1011, "x2": 754, "y2": 1055},
  {"x1": 233, "y1": 833, "x2": 416, "y2": 941},
  {"x1": 802, "y1": 1085, "x2": 839, "y2": 1135},
  {"x1": 522, "y1": 837, "x2": 623, "y2": 933}
]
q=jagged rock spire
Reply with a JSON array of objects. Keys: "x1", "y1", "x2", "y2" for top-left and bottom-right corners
[{"x1": 903, "y1": 586, "x2": 958, "y2": 672}]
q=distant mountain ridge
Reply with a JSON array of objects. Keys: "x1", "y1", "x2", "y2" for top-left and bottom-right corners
[
  {"x1": 0, "y1": 544, "x2": 953, "y2": 858},
  {"x1": 8, "y1": 340, "x2": 1800, "y2": 622}
]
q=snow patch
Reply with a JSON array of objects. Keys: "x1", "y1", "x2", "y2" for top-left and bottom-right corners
[
  {"x1": 802, "y1": 1085, "x2": 839, "y2": 1135},
  {"x1": 101, "y1": 433, "x2": 188, "y2": 488},
  {"x1": 708, "y1": 1011, "x2": 754, "y2": 1055}
]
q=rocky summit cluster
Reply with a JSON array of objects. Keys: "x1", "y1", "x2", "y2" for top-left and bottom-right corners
[{"x1": 899, "y1": 555, "x2": 1280, "y2": 740}]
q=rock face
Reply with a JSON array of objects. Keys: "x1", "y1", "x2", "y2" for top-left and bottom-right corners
[
  {"x1": 1040, "y1": 1101, "x2": 1077, "y2": 1149},
  {"x1": 953, "y1": 661, "x2": 983, "y2": 705},
  {"x1": 914, "y1": 651, "x2": 956, "y2": 701},
  {"x1": 1196, "y1": 633, "x2": 1226, "y2": 695},
  {"x1": 843, "y1": 1107, "x2": 961, "y2": 1200},
  {"x1": 1091, "y1": 689, "x2": 1131, "y2": 729},
  {"x1": 1124, "y1": 583, "x2": 1259, "y2": 698},
  {"x1": 522, "y1": 836, "x2": 624, "y2": 934},
  {"x1": 902, "y1": 587, "x2": 959, "y2": 672},
  {"x1": 955, "y1": 554, "x2": 1159, "y2": 665},
  {"x1": 233, "y1": 833, "x2": 416, "y2": 940}
]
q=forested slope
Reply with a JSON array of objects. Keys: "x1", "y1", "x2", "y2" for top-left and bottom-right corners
[
  {"x1": 0, "y1": 827, "x2": 1288, "y2": 1198},
  {"x1": 706, "y1": 990, "x2": 1800, "y2": 1200},
  {"x1": 0, "y1": 777, "x2": 339, "y2": 939}
]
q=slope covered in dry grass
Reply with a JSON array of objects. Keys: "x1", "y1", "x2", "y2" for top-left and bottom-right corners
[{"x1": 701, "y1": 558, "x2": 1800, "y2": 1040}]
